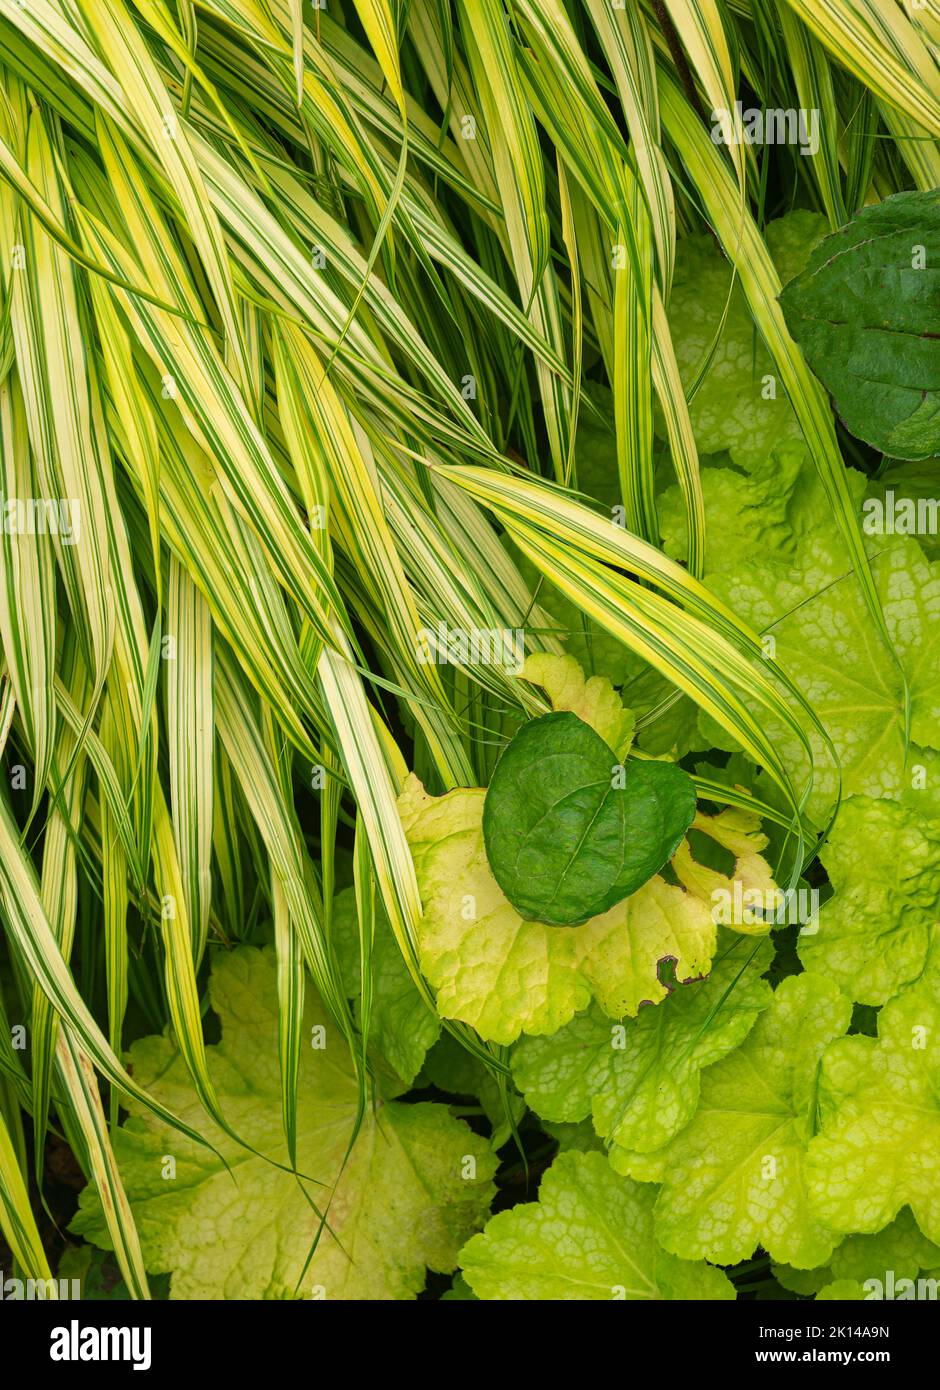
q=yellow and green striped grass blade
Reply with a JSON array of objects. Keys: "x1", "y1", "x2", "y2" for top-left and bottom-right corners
[
  {"x1": 30, "y1": 634, "x2": 89, "y2": 1181},
  {"x1": 271, "y1": 870, "x2": 304, "y2": 1167},
  {"x1": 12, "y1": 106, "x2": 114, "y2": 694},
  {"x1": 167, "y1": 557, "x2": 214, "y2": 963},
  {"x1": 273, "y1": 318, "x2": 473, "y2": 786},
  {"x1": 317, "y1": 623, "x2": 506, "y2": 1073},
  {"x1": 458, "y1": 0, "x2": 571, "y2": 480},
  {"x1": 612, "y1": 178, "x2": 655, "y2": 546},
  {"x1": 352, "y1": 816, "x2": 376, "y2": 1090},
  {"x1": 0, "y1": 788, "x2": 217, "y2": 1150},
  {"x1": 215, "y1": 648, "x2": 357, "y2": 1057},
  {"x1": 583, "y1": 0, "x2": 675, "y2": 292},
  {"x1": 55, "y1": 1028, "x2": 150, "y2": 1299},
  {"x1": 0, "y1": 373, "x2": 56, "y2": 811},
  {"x1": 852, "y1": 0, "x2": 940, "y2": 192},
  {"x1": 651, "y1": 285, "x2": 705, "y2": 577},
  {"x1": 73, "y1": 208, "x2": 344, "y2": 650},
  {"x1": 781, "y1": 0, "x2": 940, "y2": 136},
  {"x1": 776, "y1": 2, "x2": 846, "y2": 228},
  {"x1": 0, "y1": 1103, "x2": 53, "y2": 1285},
  {"x1": 658, "y1": 0, "x2": 747, "y2": 190},
  {"x1": 508, "y1": 1, "x2": 704, "y2": 565},
  {"x1": 72, "y1": 0, "x2": 253, "y2": 396}
]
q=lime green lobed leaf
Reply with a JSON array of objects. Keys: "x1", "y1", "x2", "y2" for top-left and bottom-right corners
[
  {"x1": 829, "y1": 1209, "x2": 940, "y2": 1286},
  {"x1": 441, "y1": 1273, "x2": 478, "y2": 1300},
  {"x1": 816, "y1": 1279, "x2": 866, "y2": 1300},
  {"x1": 540, "y1": 1119, "x2": 606, "y2": 1155},
  {"x1": 806, "y1": 976, "x2": 940, "y2": 1246},
  {"x1": 799, "y1": 797, "x2": 940, "y2": 1005},
  {"x1": 512, "y1": 931, "x2": 773, "y2": 1155},
  {"x1": 651, "y1": 972, "x2": 852, "y2": 1269},
  {"x1": 772, "y1": 1262, "x2": 833, "y2": 1296},
  {"x1": 866, "y1": 462, "x2": 940, "y2": 562},
  {"x1": 522, "y1": 652, "x2": 634, "y2": 757},
  {"x1": 774, "y1": 1207, "x2": 940, "y2": 1296},
  {"x1": 662, "y1": 212, "x2": 828, "y2": 468},
  {"x1": 661, "y1": 447, "x2": 940, "y2": 818},
  {"x1": 72, "y1": 947, "x2": 495, "y2": 1299},
  {"x1": 459, "y1": 1150, "x2": 734, "y2": 1300}
]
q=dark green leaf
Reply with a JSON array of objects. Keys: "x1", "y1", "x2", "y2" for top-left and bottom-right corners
[
  {"x1": 482, "y1": 712, "x2": 696, "y2": 926},
  {"x1": 779, "y1": 189, "x2": 940, "y2": 460}
]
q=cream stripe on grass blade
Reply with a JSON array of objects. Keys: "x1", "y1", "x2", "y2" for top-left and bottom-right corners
[{"x1": 167, "y1": 558, "x2": 214, "y2": 964}]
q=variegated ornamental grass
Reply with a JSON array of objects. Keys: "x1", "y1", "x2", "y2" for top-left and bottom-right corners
[{"x1": 0, "y1": 0, "x2": 936, "y2": 1301}]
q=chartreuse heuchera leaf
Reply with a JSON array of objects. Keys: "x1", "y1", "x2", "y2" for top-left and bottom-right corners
[
  {"x1": 780, "y1": 191, "x2": 940, "y2": 460},
  {"x1": 815, "y1": 1280, "x2": 866, "y2": 1301},
  {"x1": 483, "y1": 710, "x2": 696, "y2": 926},
  {"x1": 662, "y1": 212, "x2": 827, "y2": 468},
  {"x1": 512, "y1": 932, "x2": 773, "y2": 1158},
  {"x1": 523, "y1": 653, "x2": 635, "y2": 758},
  {"x1": 866, "y1": 460, "x2": 940, "y2": 562},
  {"x1": 805, "y1": 977, "x2": 940, "y2": 1246},
  {"x1": 774, "y1": 1207, "x2": 940, "y2": 1297},
  {"x1": 71, "y1": 948, "x2": 496, "y2": 1299},
  {"x1": 829, "y1": 1209, "x2": 940, "y2": 1286},
  {"x1": 660, "y1": 447, "x2": 940, "y2": 818},
  {"x1": 799, "y1": 797, "x2": 940, "y2": 1005},
  {"x1": 650, "y1": 972, "x2": 853, "y2": 1269},
  {"x1": 459, "y1": 1151, "x2": 734, "y2": 1301}
]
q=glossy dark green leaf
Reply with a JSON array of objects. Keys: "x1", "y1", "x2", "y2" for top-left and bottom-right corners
[
  {"x1": 779, "y1": 190, "x2": 940, "y2": 460},
  {"x1": 482, "y1": 712, "x2": 696, "y2": 926}
]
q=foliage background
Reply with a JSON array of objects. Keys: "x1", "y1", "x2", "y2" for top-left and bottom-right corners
[{"x1": 0, "y1": 0, "x2": 937, "y2": 1300}]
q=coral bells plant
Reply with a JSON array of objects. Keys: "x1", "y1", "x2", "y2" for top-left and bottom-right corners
[{"x1": 0, "y1": 0, "x2": 937, "y2": 1308}]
